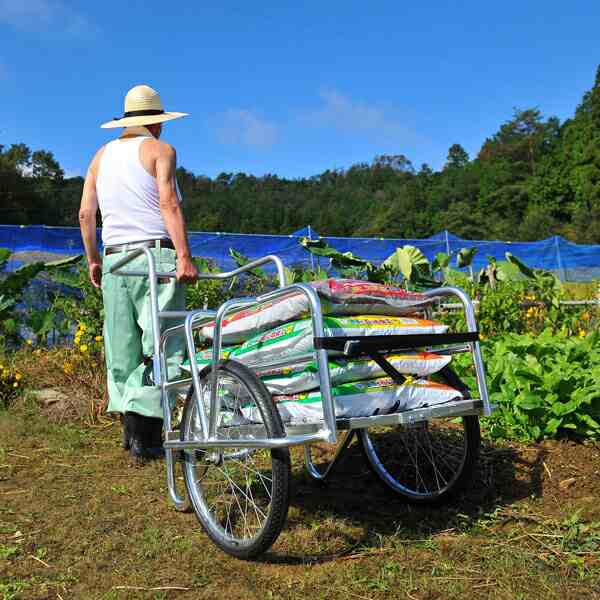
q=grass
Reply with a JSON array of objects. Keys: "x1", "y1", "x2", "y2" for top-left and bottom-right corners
[
  {"x1": 563, "y1": 281, "x2": 599, "y2": 301},
  {"x1": 1, "y1": 403, "x2": 599, "y2": 599}
]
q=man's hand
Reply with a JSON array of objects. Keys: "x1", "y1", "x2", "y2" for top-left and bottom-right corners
[
  {"x1": 89, "y1": 261, "x2": 102, "y2": 289},
  {"x1": 176, "y1": 256, "x2": 199, "y2": 284}
]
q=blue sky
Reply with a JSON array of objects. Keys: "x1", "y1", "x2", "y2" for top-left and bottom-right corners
[{"x1": 1, "y1": 1, "x2": 599, "y2": 179}]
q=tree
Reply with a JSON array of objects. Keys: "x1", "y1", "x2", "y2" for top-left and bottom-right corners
[
  {"x1": 31, "y1": 150, "x2": 64, "y2": 180},
  {"x1": 372, "y1": 154, "x2": 415, "y2": 173},
  {"x1": 444, "y1": 144, "x2": 469, "y2": 170}
]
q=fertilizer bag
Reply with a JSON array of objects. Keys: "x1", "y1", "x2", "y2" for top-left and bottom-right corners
[
  {"x1": 230, "y1": 315, "x2": 449, "y2": 366},
  {"x1": 201, "y1": 279, "x2": 437, "y2": 344},
  {"x1": 240, "y1": 377, "x2": 463, "y2": 424},
  {"x1": 256, "y1": 352, "x2": 451, "y2": 395}
]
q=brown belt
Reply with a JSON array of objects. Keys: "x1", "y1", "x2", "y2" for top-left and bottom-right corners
[{"x1": 104, "y1": 239, "x2": 175, "y2": 256}]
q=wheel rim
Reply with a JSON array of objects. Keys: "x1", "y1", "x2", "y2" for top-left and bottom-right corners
[
  {"x1": 361, "y1": 418, "x2": 469, "y2": 498},
  {"x1": 183, "y1": 371, "x2": 276, "y2": 546}
]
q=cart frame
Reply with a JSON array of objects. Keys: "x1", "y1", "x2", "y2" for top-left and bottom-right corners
[{"x1": 109, "y1": 247, "x2": 491, "y2": 512}]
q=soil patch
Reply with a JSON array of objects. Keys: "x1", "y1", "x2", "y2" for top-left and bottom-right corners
[{"x1": 1, "y1": 409, "x2": 599, "y2": 599}]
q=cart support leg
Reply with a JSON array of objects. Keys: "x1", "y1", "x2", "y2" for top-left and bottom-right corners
[{"x1": 304, "y1": 430, "x2": 356, "y2": 482}]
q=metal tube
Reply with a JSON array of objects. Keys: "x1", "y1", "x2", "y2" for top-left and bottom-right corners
[
  {"x1": 423, "y1": 286, "x2": 491, "y2": 416},
  {"x1": 143, "y1": 247, "x2": 164, "y2": 387},
  {"x1": 159, "y1": 310, "x2": 211, "y2": 319},
  {"x1": 255, "y1": 283, "x2": 337, "y2": 443},
  {"x1": 164, "y1": 430, "x2": 330, "y2": 450},
  {"x1": 303, "y1": 430, "x2": 356, "y2": 481},
  {"x1": 183, "y1": 313, "x2": 210, "y2": 439},
  {"x1": 194, "y1": 255, "x2": 287, "y2": 288},
  {"x1": 208, "y1": 298, "x2": 257, "y2": 438},
  {"x1": 107, "y1": 246, "x2": 145, "y2": 273}
]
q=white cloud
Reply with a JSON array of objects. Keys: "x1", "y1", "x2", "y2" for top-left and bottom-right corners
[
  {"x1": 214, "y1": 109, "x2": 279, "y2": 148},
  {"x1": 0, "y1": 0, "x2": 95, "y2": 36},
  {"x1": 302, "y1": 89, "x2": 410, "y2": 142}
]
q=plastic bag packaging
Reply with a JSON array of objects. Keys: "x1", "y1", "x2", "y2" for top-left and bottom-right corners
[
  {"x1": 229, "y1": 315, "x2": 448, "y2": 366},
  {"x1": 240, "y1": 377, "x2": 463, "y2": 424},
  {"x1": 182, "y1": 350, "x2": 451, "y2": 394},
  {"x1": 256, "y1": 352, "x2": 451, "y2": 395},
  {"x1": 201, "y1": 279, "x2": 436, "y2": 344}
]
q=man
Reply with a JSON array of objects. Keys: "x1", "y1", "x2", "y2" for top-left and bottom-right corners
[{"x1": 79, "y1": 84, "x2": 198, "y2": 462}]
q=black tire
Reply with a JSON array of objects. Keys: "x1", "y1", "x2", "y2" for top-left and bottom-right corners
[
  {"x1": 359, "y1": 367, "x2": 480, "y2": 504},
  {"x1": 180, "y1": 359, "x2": 290, "y2": 559}
]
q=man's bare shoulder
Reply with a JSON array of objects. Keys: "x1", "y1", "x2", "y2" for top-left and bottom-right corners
[
  {"x1": 88, "y1": 144, "x2": 107, "y2": 177},
  {"x1": 143, "y1": 138, "x2": 176, "y2": 160}
]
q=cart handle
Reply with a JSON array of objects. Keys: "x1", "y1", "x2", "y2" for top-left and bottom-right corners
[{"x1": 108, "y1": 248, "x2": 287, "y2": 289}]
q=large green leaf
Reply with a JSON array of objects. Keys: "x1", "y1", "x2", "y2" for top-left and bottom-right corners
[
  {"x1": 228, "y1": 248, "x2": 267, "y2": 279},
  {"x1": 383, "y1": 245, "x2": 430, "y2": 280},
  {"x1": 0, "y1": 262, "x2": 47, "y2": 296},
  {"x1": 0, "y1": 294, "x2": 15, "y2": 313},
  {"x1": 456, "y1": 247, "x2": 478, "y2": 268},
  {"x1": 28, "y1": 309, "x2": 56, "y2": 338},
  {"x1": 495, "y1": 260, "x2": 527, "y2": 282},
  {"x1": 0, "y1": 248, "x2": 11, "y2": 270},
  {"x1": 300, "y1": 237, "x2": 373, "y2": 269},
  {"x1": 432, "y1": 252, "x2": 451, "y2": 273},
  {"x1": 505, "y1": 252, "x2": 535, "y2": 279}
]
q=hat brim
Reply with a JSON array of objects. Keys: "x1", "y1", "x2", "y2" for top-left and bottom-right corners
[{"x1": 101, "y1": 111, "x2": 188, "y2": 129}]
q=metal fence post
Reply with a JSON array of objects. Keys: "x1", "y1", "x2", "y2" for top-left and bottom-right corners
[{"x1": 554, "y1": 236, "x2": 567, "y2": 282}]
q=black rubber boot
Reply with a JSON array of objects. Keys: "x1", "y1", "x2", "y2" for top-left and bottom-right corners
[
  {"x1": 121, "y1": 413, "x2": 132, "y2": 450},
  {"x1": 146, "y1": 417, "x2": 165, "y2": 459},
  {"x1": 126, "y1": 412, "x2": 155, "y2": 464}
]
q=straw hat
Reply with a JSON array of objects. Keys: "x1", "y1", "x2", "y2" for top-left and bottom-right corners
[{"x1": 101, "y1": 85, "x2": 188, "y2": 129}]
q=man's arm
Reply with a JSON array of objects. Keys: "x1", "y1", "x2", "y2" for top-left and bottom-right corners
[
  {"x1": 155, "y1": 144, "x2": 198, "y2": 284},
  {"x1": 79, "y1": 151, "x2": 102, "y2": 289}
]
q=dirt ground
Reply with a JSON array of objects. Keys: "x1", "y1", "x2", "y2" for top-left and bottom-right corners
[{"x1": 1, "y1": 405, "x2": 599, "y2": 600}]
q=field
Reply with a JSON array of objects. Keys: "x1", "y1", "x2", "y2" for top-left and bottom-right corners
[{"x1": 1, "y1": 402, "x2": 599, "y2": 600}]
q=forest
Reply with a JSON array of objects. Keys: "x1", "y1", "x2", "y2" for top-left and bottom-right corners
[{"x1": 2, "y1": 66, "x2": 600, "y2": 244}]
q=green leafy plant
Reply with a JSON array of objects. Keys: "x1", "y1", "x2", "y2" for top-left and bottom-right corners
[
  {"x1": 0, "y1": 359, "x2": 24, "y2": 410},
  {"x1": 0, "y1": 249, "x2": 81, "y2": 347},
  {"x1": 49, "y1": 259, "x2": 104, "y2": 340},
  {"x1": 454, "y1": 330, "x2": 600, "y2": 441}
]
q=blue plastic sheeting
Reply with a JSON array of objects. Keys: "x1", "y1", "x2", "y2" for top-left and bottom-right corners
[{"x1": 1, "y1": 224, "x2": 599, "y2": 281}]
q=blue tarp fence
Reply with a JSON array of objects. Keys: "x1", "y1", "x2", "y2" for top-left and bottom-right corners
[{"x1": 1, "y1": 224, "x2": 599, "y2": 281}]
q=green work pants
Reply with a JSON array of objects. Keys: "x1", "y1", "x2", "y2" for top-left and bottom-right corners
[{"x1": 101, "y1": 247, "x2": 185, "y2": 419}]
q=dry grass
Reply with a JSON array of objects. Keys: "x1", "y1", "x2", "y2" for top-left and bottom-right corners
[
  {"x1": 1, "y1": 404, "x2": 599, "y2": 599},
  {"x1": 10, "y1": 346, "x2": 107, "y2": 424}
]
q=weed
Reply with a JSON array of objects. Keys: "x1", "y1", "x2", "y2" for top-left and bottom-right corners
[
  {"x1": 0, "y1": 580, "x2": 30, "y2": 600},
  {"x1": 111, "y1": 484, "x2": 130, "y2": 496},
  {"x1": 0, "y1": 545, "x2": 19, "y2": 560}
]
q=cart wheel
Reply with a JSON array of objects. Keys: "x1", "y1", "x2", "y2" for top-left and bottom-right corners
[
  {"x1": 180, "y1": 359, "x2": 291, "y2": 559},
  {"x1": 358, "y1": 415, "x2": 480, "y2": 504}
]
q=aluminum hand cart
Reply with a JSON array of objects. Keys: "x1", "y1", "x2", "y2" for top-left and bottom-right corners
[{"x1": 109, "y1": 250, "x2": 492, "y2": 560}]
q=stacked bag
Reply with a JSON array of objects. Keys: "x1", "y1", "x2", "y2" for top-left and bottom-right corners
[{"x1": 184, "y1": 279, "x2": 463, "y2": 424}]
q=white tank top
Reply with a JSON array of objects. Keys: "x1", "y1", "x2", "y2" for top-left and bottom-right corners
[{"x1": 96, "y1": 136, "x2": 182, "y2": 246}]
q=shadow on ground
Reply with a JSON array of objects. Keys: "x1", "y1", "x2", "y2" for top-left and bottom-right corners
[{"x1": 262, "y1": 435, "x2": 549, "y2": 564}]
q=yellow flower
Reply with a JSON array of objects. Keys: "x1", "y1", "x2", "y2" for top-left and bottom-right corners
[
  {"x1": 80, "y1": 344, "x2": 88, "y2": 353},
  {"x1": 15, "y1": 373, "x2": 22, "y2": 381},
  {"x1": 63, "y1": 362, "x2": 73, "y2": 375},
  {"x1": 95, "y1": 336, "x2": 103, "y2": 342},
  {"x1": 578, "y1": 330, "x2": 586, "y2": 338},
  {"x1": 26, "y1": 339, "x2": 33, "y2": 346},
  {"x1": 80, "y1": 324, "x2": 87, "y2": 333},
  {"x1": 13, "y1": 382, "x2": 18, "y2": 388}
]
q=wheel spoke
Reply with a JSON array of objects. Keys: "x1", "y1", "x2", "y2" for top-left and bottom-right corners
[{"x1": 362, "y1": 417, "x2": 474, "y2": 500}]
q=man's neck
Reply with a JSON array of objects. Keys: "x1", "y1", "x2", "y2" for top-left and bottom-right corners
[{"x1": 119, "y1": 125, "x2": 154, "y2": 139}]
